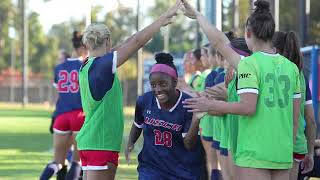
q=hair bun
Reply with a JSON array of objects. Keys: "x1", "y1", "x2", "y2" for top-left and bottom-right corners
[
  {"x1": 73, "y1": 31, "x2": 81, "y2": 39},
  {"x1": 72, "y1": 30, "x2": 84, "y2": 49},
  {"x1": 225, "y1": 31, "x2": 236, "y2": 41},
  {"x1": 254, "y1": 0, "x2": 270, "y2": 13},
  {"x1": 155, "y1": 52, "x2": 173, "y2": 64}
]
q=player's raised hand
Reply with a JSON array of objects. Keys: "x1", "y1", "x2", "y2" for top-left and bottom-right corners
[
  {"x1": 180, "y1": 0, "x2": 198, "y2": 19},
  {"x1": 125, "y1": 143, "x2": 134, "y2": 165},
  {"x1": 161, "y1": 0, "x2": 182, "y2": 26}
]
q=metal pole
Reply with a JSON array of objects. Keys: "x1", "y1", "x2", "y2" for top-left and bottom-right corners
[
  {"x1": 233, "y1": 0, "x2": 239, "y2": 32},
  {"x1": 311, "y1": 47, "x2": 319, "y2": 136},
  {"x1": 85, "y1": 0, "x2": 91, "y2": 26},
  {"x1": 10, "y1": 39, "x2": 15, "y2": 103},
  {"x1": 136, "y1": 0, "x2": 143, "y2": 96},
  {"x1": 305, "y1": 0, "x2": 310, "y2": 44},
  {"x1": 196, "y1": 0, "x2": 201, "y2": 48},
  {"x1": 298, "y1": 0, "x2": 307, "y2": 46},
  {"x1": 216, "y1": 0, "x2": 222, "y2": 30},
  {"x1": 249, "y1": 0, "x2": 255, "y2": 13},
  {"x1": 164, "y1": 27, "x2": 169, "y2": 52},
  {"x1": 20, "y1": 0, "x2": 28, "y2": 106},
  {"x1": 274, "y1": 0, "x2": 279, "y2": 31},
  {"x1": 204, "y1": 0, "x2": 221, "y2": 28}
]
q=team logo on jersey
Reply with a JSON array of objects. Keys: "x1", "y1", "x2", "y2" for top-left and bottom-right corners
[
  {"x1": 144, "y1": 117, "x2": 182, "y2": 132},
  {"x1": 238, "y1": 73, "x2": 251, "y2": 79},
  {"x1": 146, "y1": 110, "x2": 152, "y2": 114}
]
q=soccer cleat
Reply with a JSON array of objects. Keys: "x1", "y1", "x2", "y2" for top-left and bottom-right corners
[
  {"x1": 56, "y1": 165, "x2": 68, "y2": 180},
  {"x1": 65, "y1": 161, "x2": 81, "y2": 180},
  {"x1": 211, "y1": 169, "x2": 223, "y2": 180}
]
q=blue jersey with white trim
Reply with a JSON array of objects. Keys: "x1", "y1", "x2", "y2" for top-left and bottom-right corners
[
  {"x1": 53, "y1": 59, "x2": 82, "y2": 117},
  {"x1": 134, "y1": 91, "x2": 203, "y2": 179},
  {"x1": 205, "y1": 67, "x2": 224, "y2": 88}
]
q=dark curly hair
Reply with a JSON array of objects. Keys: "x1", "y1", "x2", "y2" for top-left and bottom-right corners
[{"x1": 72, "y1": 31, "x2": 84, "y2": 49}]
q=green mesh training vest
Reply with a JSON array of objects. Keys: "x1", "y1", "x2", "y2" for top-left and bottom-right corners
[{"x1": 76, "y1": 57, "x2": 124, "y2": 151}]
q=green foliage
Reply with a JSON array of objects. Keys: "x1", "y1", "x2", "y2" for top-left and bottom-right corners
[
  {"x1": 118, "y1": 59, "x2": 137, "y2": 80},
  {"x1": 48, "y1": 23, "x2": 74, "y2": 53},
  {"x1": 103, "y1": 7, "x2": 136, "y2": 45},
  {"x1": 309, "y1": 0, "x2": 320, "y2": 44},
  {"x1": 146, "y1": 0, "x2": 196, "y2": 52},
  {"x1": 0, "y1": 0, "x2": 16, "y2": 71},
  {"x1": 0, "y1": 0, "x2": 319, "y2": 80},
  {"x1": 28, "y1": 12, "x2": 56, "y2": 77}
]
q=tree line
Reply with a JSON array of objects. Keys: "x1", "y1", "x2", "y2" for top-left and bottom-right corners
[{"x1": 0, "y1": 0, "x2": 319, "y2": 80}]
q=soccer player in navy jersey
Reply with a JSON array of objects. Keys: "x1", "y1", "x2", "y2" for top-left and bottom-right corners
[
  {"x1": 125, "y1": 53, "x2": 205, "y2": 180},
  {"x1": 40, "y1": 31, "x2": 88, "y2": 180},
  {"x1": 75, "y1": 2, "x2": 182, "y2": 180}
]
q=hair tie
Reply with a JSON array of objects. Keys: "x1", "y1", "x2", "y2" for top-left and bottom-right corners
[{"x1": 229, "y1": 44, "x2": 250, "y2": 57}]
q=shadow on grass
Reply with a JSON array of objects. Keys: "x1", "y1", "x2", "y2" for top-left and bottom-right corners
[
  {"x1": 0, "y1": 133, "x2": 52, "y2": 152},
  {"x1": 0, "y1": 109, "x2": 51, "y2": 118},
  {"x1": 0, "y1": 169, "x2": 43, "y2": 179}
]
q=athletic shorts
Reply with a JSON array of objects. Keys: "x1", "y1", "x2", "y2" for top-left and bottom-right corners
[
  {"x1": 53, "y1": 109, "x2": 85, "y2": 134},
  {"x1": 79, "y1": 150, "x2": 119, "y2": 171},
  {"x1": 293, "y1": 153, "x2": 305, "y2": 162}
]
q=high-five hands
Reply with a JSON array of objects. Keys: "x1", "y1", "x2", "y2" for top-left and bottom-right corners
[
  {"x1": 161, "y1": 0, "x2": 201, "y2": 27},
  {"x1": 161, "y1": 0, "x2": 183, "y2": 26},
  {"x1": 180, "y1": 0, "x2": 199, "y2": 19}
]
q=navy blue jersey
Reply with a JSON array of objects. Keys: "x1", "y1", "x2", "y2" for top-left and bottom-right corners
[
  {"x1": 205, "y1": 67, "x2": 224, "y2": 88},
  {"x1": 134, "y1": 91, "x2": 203, "y2": 180},
  {"x1": 53, "y1": 58, "x2": 83, "y2": 117},
  {"x1": 214, "y1": 69, "x2": 226, "y2": 85},
  {"x1": 87, "y1": 51, "x2": 117, "y2": 101}
]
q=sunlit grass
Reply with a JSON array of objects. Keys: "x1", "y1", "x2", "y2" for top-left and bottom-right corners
[{"x1": 0, "y1": 103, "x2": 139, "y2": 180}]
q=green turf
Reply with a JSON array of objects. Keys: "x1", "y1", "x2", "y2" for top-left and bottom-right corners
[{"x1": 0, "y1": 104, "x2": 140, "y2": 180}]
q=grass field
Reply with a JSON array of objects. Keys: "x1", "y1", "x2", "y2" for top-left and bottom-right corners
[{"x1": 0, "y1": 103, "x2": 141, "y2": 180}]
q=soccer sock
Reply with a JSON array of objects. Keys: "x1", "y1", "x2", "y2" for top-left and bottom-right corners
[
  {"x1": 39, "y1": 162, "x2": 59, "y2": 180},
  {"x1": 56, "y1": 165, "x2": 68, "y2": 180},
  {"x1": 211, "y1": 169, "x2": 223, "y2": 180},
  {"x1": 65, "y1": 161, "x2": 81, "y2": 180},
  {"x1": 66, "y1": 149, "x2": 73, "y2": 163}
]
